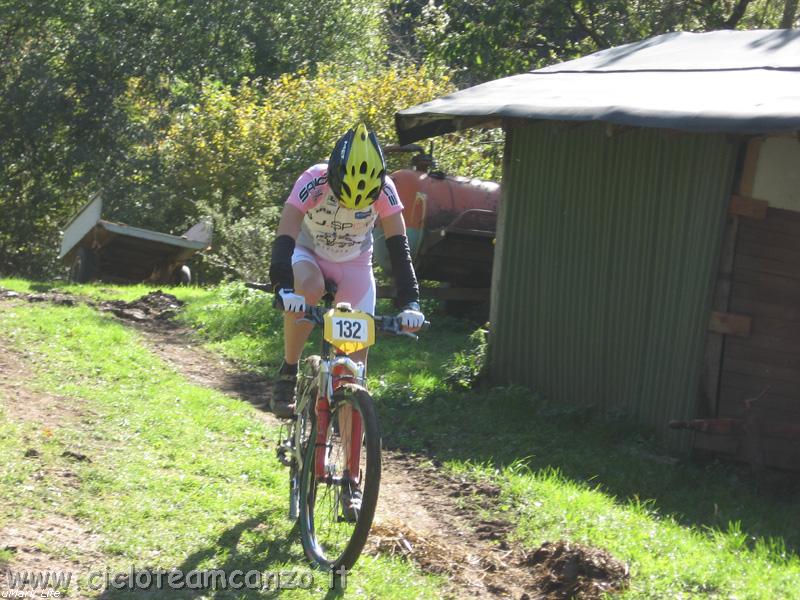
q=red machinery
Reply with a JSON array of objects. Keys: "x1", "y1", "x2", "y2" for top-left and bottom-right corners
[{"x1": 374, "y1": 145, "x2": 500, "y2": 305}]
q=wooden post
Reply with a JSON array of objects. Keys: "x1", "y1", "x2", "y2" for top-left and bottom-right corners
[{"x1": 700, "y1": 138, "x2": 761, "y2": 417}]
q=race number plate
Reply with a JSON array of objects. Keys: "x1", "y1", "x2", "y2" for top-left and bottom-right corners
[{"x1": 323, "y1": 309, "x2": 376, "y2": 353}]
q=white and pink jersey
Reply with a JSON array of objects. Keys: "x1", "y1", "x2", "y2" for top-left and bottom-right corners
[{"x1": 285, "y1": 163, "x2": 403, "y2": 262}]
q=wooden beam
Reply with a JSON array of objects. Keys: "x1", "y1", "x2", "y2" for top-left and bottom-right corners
[
  {"x1": 729, "y1": 194, "x2": 768, "y2": 219},
  {"x1": 738, "y1": 138, "x2": 762, "y2": 197},
  {"x1": 709, "y1": 311, "x2": 752, "y2": 338},
  {"x1": 701, "y1": 214, "x2": 740, "y2": 417}
]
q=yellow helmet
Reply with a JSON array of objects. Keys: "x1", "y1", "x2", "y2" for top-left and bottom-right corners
[{"x1": 328, "y1": 123, "x2": 386, "y2": 210}]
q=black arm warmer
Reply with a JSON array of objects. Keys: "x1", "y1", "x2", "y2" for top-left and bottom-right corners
[
  {"x1": 385, "y1": 234, "x2": 420, "y2": 308},
  {"x1": 269, "y1": 234, "x2": 295, "y2": 292}
]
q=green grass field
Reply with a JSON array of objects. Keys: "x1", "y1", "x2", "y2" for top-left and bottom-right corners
[
  {"x1": 0, "y1": 290, "x2": 441, "y2": 598},
  {"x1": 2, "y1": 278, "x2": 799, "y2": 598}
]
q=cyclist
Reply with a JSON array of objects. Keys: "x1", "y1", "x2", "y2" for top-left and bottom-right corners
[{"x1": 268, "y1": 123, "x2": 425, "y2": 420}]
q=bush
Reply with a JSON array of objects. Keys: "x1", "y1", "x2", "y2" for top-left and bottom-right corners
[
  {"x1": 444, "y1": 326, "x2": 489, "y2": 389},
  {"x1": 122, "y1": 64, "x2": 503, "y2": 281}
]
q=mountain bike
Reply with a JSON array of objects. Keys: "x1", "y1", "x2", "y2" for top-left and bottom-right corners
[{"x1": 247, "y1": 282, "x2": 424, "y2": 571}]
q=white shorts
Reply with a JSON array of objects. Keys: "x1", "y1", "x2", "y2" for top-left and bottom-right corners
[{"x1": 291, "y1": 246, "x2": 376, "y2": 314}]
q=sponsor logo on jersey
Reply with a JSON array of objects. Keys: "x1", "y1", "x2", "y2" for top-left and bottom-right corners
[
  {"x1": 298, "y1": 176, "x2": 327, "y2": 203},
  {"x1": 354, "y1": 210, "x2": 372, "y2": 219},
  {"x1": 385, "y1": 186, "x2": 399, "y2": 206}
]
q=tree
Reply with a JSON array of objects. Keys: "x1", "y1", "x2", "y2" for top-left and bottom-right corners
[
  {"x1": 388, "y1": 0, "x2": 789, "y2": 86},
  {"x1": 781, "y1": 0, "x2": 799, "y2": 27},
  {"x1": 0, "y1": 0, "x2": 387, "y2": 277}
]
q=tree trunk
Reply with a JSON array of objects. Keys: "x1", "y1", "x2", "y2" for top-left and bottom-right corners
[{"x1": 781, "y1": 0, "x2": 799, "y2": 28}]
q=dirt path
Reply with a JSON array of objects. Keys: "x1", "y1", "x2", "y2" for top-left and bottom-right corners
[
  {"x1": 132, "y1": 320, "x2": 537, "y2": 598},
  {"x1": 128, "y1": 317, "x2": 602, "y2": 599},
  {"x1": 0, "y1": 291, "x2": 630, "y2": 599},
  {"x1": 0, "y1": 306, "x2": 105, "y2": 594}
]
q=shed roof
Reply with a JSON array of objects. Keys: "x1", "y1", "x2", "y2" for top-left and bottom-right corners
[{"x1": 395, "y1": 29, "x2": 800, "y2": 144}]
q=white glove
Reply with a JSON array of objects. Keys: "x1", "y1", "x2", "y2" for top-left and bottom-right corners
[
  {"x1": 398, "y1": 303, "x2": 425, "y2": 330},
  {"x1": 278, "y1": 288, "x2": 305, "y2": 313}
]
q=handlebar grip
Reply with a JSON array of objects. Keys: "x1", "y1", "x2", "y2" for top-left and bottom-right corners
[{"x1": 244, "y1": 281, "x2": 273, "y2": 293}]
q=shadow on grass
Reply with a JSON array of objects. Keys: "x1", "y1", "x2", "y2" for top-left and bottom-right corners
[
  {"x1": 96, "y1": 514, "x2": 340, "y2": 599},
  {"x1": 375, "y1": 382, "x2": 800, "y2": 556}
]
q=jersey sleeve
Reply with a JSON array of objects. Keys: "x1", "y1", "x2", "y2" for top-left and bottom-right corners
[
  {"x1": 373, "y1": 176, "x2": 404, "y2": 218},
  {"x1": 285, "y1": 164, "x2": 328, "y2": 214}
]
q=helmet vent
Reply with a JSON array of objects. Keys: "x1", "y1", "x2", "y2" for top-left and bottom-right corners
[
  {"x1": 355, "y1": 194, "x2": 362, "y2": 205},
  {"x1": 357, "y1": 180, "x2": 366, "y2": 190},
  {"x1": 360, "y1": 161, "x2": 367, "y2": 174}
]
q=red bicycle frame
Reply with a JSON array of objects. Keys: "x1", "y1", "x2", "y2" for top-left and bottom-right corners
[{"x1": 314, "y1": 350, "x2": 363, "y2": 482}]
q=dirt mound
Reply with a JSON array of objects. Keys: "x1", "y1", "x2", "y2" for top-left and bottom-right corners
[
  {"x1": 99, "y1": 290, "x2": 184, "y2": 322},
  {"x1": 1, "y1": 288, "x2": 183, "y2": 323},
  {"x1": 524, "y1": 540, "x2": 629, "y2": 599}
]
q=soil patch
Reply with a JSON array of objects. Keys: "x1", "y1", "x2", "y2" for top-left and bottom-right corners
[
  {"x1": 99, "y1": 290, "x2": 184, "y2": 322},
  {"x1": 0, "y1": 331, "x2": 86, "y2": 429},
  {"x1": 0, "y1": 513, "x2": 103, "y2": 594},
  {"x1": 0, "y1": 288, "x2": 184, "y2": 323},
  {"x1": 524, "y1": 541, "x2": 629, "y2": 599}
]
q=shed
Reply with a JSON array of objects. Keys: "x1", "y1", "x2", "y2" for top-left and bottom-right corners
[{"x1": 395, "y1": 29, "x2": 800, "y2": 468}]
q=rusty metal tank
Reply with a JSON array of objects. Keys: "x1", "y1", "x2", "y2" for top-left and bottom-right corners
[{"x1": 374, "y1": 157, "x2": 500, "y2": 288}]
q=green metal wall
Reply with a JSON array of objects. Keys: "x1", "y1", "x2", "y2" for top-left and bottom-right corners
[{"x1": 489, "y1": 121, "x2": 738, "y2": 450}]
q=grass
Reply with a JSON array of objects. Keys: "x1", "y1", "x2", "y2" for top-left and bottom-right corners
[
  {"x1": 170, "y1": 282, "x2": 800, "y2": 599},
  {"x1": 0, "y1": 298, "x2": 442, "y2": 598},
  {"x1": 3, "y1": 279, "x2": 800, "y2": 598}
]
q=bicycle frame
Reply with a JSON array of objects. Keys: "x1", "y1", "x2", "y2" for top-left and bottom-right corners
[
  {"x1": 314, "y1": 342, "x2": 366, "y2": 484},
  {"x1": 286, "y1": 326, "x2": 367, "y2": 519}
]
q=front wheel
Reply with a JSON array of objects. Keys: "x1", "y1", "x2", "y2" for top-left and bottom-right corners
[
  {"x1": 299, "y1": 384, "x2": 381, "y2": 571},
  {"x1": 288, "y1": 356, "x2": 321, "y2": 520}
]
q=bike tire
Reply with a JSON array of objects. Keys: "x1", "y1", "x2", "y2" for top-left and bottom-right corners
[
  {"x1": 299, "y1": 384, "x2": 381, "y2": 571},
  {"x1": 288, "y1": 356, "x2": 321, "y2": 520}
]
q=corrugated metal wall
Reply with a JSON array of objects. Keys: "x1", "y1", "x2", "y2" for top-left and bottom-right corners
[{"x1": 489, "y1": 121, "x2": 738, "y2": 450}]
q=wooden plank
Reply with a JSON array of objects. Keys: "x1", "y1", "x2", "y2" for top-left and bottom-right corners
[
  {"x1": 729, "y1": 295, "x2": 800, "y2": 324},
  {"x1": 694, "y1": 432, "x2": 800, "y2": 471},
  {"x1": 709, "y1": 311, "x2": 752, "y2": 337},
  {"x1": 734, "y1": 254, "x2": 800, "y2": 282},
  {"x1": 718, "y1": 386, "x2": 799, "y2": 418},
  {"x1": 736, "y1": 240, "x2": 800, "y2": 267},
  {"x1": 738, "y1": 138, "x2": 761, "y2": 197},
  {"x1": 725, "y1": 340, "x2": 800, "y2": 371},
  {"x1": 722, "y1": 357, "x2": 800, "y2": 386},
  {"x1": 738, "y1": 226, "x2": 800, "y2": 253},
  {"x1": 740, "y1": 208, "x2": 800, "y2": 236},
  {"x1": 702, "y1": 214, "x2": 739, "y2": 417},
  {"x1": 732, "y1": 268, "x2": 800, "y2": 297},
  {"x1": 749, "y1": 315, "x2": 800, "y2": 341},
  {"x1": 729, "y1": 194, "x2": 768, "y2": 219},
  {"x1": 723, "y1": 329, "x2": 800, "y2": 356},
  {"x1": 720, "y1": 371, "x2": 800, "y2": 399}
]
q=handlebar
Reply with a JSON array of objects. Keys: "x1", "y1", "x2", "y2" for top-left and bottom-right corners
[
  {"x1": 298, "y1": 306, "x2": 429, "y2": 340},
  {"x1": 244, "y1": 282, "x2": 429, "y2": 339}
]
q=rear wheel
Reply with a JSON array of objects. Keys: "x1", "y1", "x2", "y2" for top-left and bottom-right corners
[{"x1": 299, "y1": 384, "x2": 381, "y2": 571}]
